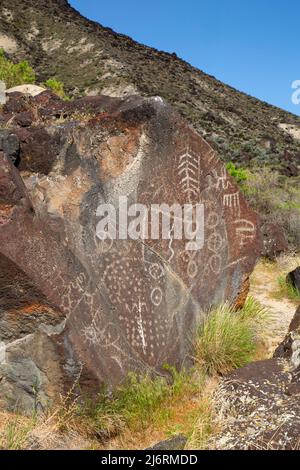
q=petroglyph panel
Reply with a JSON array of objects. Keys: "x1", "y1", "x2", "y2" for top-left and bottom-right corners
[{"x1": 0, "y1": 93, "x2": 262, "y2": 407}]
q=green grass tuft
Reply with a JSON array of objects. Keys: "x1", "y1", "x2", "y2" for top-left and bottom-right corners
[
  {"x1": 276, "y1": 275, "x2": 300, "y2": 301},
  {"x1": 194, "y1": 298, "x2": 269, "y2": 376}
]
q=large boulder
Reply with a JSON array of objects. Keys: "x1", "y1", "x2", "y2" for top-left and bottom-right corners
[
  {"x1": 0, "y1": 92, "x2": 262, "y2": 411},
  {"x1": 6, "y1": 84, "x2": 46, "y2": 97}
]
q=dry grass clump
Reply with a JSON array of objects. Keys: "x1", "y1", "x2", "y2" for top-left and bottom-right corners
[{"x1": 194, "y1": 297, "x2": 269, "y2": 376}]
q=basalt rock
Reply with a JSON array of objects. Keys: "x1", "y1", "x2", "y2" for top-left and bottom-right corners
[
  {"x1": 0, "y1": 92, "x2": 262, "y2": 411},
  {"x1": 211, "y1": 358, "x2": 300, "y2": 450},
  {"x1": 261, "y1": 222, "x2": 289, "y2": 260},
  {"x1": 146, "y1": 435, "x2": 187, "y2": 451},
  {"x1": 287, "y1": 267, "x2": 300, "y2": 292},
  {"x1": 274, "y1": 305, "x2": 300, "y2": 369}
]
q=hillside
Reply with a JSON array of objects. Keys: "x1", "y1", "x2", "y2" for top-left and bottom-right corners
[{"x1": 1, "y1": 0, "x2": 300, "y2": 175}]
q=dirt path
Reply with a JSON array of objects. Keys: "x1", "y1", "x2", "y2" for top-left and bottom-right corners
[{"x1": 250, "y1": 259, "x2": 298, "y2": 356}]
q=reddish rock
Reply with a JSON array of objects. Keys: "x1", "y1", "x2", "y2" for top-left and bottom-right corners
[
  {"x1": 15, "y1": 111, "x2": 34, "y2": 127},
  {"x1": 0, "y1": 93, "x2": 262, "y2": 411},
  {"x1": 261, "y1": 222, "x2": 289, "y2": 260}
]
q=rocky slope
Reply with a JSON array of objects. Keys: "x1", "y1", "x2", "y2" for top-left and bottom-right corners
[{"x1": 0, "y1": 0, "x2": 300, "y2": 175}]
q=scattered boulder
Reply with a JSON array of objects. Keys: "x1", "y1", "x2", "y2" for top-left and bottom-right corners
[
  {"x1": 261, "y1": 222, "x2": 289, "y2": 260},
  {"x1": 288, "y1": 305, "x2": 300, "y2": 332},
  {"x1": 0, "y1": 92, "x2": 262, "y2": 411},
  {"x1": 6, "y1": 84, "x2": 46, "y2": 97},
  {"x1": 274, "y1": 305, "x2": 300, "y2": 369},
  {"x1": 0, "y1": 132, "x2": 20, "y2": 165},
  {"x1": 287, "y1": 267, "x2": 300, "y2": 292},
  {"x1": 281, "y1": 150, "x2": 299, "y2": 177}
]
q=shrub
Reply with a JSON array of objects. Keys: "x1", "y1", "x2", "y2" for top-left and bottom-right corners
[
  {"x1": 43, "y1": 77, "x2": 66, "y2": 98},
  {"x1": 194, "y1": 298, "x2": 268, "y2": 376},
  {"x1": 242, "y1": 168, "x2": 300, "y2": 250},
  {"x1": 0, "y1": 49, "x2": 35, "y2": 88},
  {"x1": 226, "y1": 161, "x2": 248, "y2": 184}
]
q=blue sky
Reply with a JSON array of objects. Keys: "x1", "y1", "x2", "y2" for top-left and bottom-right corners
[{"x1": 69, "y1": 0, "x2": 300, "y2": 116}]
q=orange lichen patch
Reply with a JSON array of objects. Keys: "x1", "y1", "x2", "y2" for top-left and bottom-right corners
[
  {"x1": 30, "y1": 167, "x2": 91, "y2": 219},
  {"x1": 0, "y1": 203, "x2": 14, "y2": 215},
  {"x1": 233, "y1": 276, "x2": 250, "y2": 310},
  {"x1": 98, "y1": 128, "x2": 141, "y2": 181},
  {"x1": 7, "y1": 302, "x2": 54, "y2": 315}
]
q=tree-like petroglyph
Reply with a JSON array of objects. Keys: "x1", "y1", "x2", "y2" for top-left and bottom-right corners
[{"x1": 177, "y1": 146, "x2": 201, "y2": 201}]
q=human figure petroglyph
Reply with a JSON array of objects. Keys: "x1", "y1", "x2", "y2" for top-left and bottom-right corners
[
  {"x1": 215, "y1": 167, "x2": 231, "y2": 191},
  {"x1": 205, "y1": 167, "x2": 232, "y2": 192}
]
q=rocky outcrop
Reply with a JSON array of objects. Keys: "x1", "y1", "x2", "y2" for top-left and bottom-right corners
[
  {"x1": 212, "y1": 306, "x2": 300, "y2": 450},
  {"x1": 0, "y1": 91, "x2": 261, "y2": 412}
]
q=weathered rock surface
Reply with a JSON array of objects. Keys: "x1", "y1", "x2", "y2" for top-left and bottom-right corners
[
  {"x1": 146, "y1": 435, "x2": 187, "y2": 451},
  {"x1": 0, "y1": 92, "x2": 261, "y2": 411},
  {"x1": 261, "y1": 222, "x2": 289, "y2": 260},
  {"x1": 212, "y1": 306, "x2": 300, "y2": 450}
]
